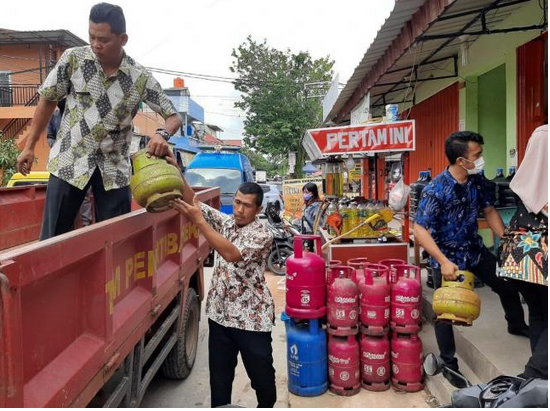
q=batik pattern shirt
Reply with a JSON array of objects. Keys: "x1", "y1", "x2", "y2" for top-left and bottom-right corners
[
  {"x1": 200, "y1": 203, "x2": 275, "y2": 332},
  {"x1": 39, "y1": 46, "x2": 179, "y2": 190},
  {"x1": 414, "y1": 169, "x2": 493, "y2": 270}
]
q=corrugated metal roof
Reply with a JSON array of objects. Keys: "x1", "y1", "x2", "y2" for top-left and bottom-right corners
[
  {"x1": 0, "y1": 29, "x2": 87, "y2": 48},
  {"x1": 327, "y1": 0, "x2": 538, "y2": 122},
  {"x1": 326, "y1": 0, "x2": 426, "y2": 122}
]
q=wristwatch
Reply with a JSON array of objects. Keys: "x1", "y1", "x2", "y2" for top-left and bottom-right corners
[{"x1": 155, "y1": 128, "x2": 171, "y2": 141}]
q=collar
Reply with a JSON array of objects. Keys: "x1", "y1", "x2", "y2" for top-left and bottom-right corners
[
  {"x1": 231, "y1": 216, "x2": 260, "y2": 232},
  {"x1": 443, "y1": 168, "x2": 473, "y2": 187},
  {"x1": 118, "y1": 51, "x2": 132, "y2": 75},
  {"x1": 85, "y1": 46, "x2": 131, "y2": 76}
]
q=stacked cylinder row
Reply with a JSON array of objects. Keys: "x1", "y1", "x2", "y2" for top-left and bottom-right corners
[{"x1": 284, "y1": 235, "x2": 424, "y2": 397}]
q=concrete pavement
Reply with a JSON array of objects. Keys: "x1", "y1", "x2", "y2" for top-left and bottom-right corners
[{"x1": 140, "y1": 267, "x2": 289, "y2": 408}]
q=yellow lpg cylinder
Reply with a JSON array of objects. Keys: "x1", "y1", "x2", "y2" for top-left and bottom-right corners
[
  {"x1": 432, "y1": 270, "x2": 481, "y2": 326},
  {"x1": 130, "y1": 150, "x2": 185, "y2": 212}
]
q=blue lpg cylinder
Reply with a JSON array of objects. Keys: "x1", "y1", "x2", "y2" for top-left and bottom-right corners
[{"x1": 282, "y1": 313, "x2": 328, "y2": 396}]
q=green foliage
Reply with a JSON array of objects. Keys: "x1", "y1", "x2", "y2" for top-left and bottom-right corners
[
  {"x1": 241, "y1": 146, "x2": 286, "y2": 178},
  {"x1": 230, "y1": 37, "x2": 334, "y2": 176},
  {"x1": 0, "y1": 135, "x2": 20, "y2": 186}
]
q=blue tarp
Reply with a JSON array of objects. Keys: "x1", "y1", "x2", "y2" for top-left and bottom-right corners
[{"x1": 169, "y1": 136, "x2": 201, "y2": 153}]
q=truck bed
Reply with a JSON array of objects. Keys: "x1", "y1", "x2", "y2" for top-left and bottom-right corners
[{"x1": 0, "y1": 186, "x2": 220, "y2": 407}]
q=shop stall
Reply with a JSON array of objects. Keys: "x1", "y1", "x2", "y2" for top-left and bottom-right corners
[{"x1": 302, "y1": 119, "x2": 416, "y2": 264}]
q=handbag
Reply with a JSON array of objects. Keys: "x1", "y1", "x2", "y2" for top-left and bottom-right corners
[{"x1": 498, "y1": 200, "x2": 548, "y2": 286}]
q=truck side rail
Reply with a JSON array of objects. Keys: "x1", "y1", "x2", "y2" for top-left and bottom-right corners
[
  {"x1": 0, "y1": 186, "x2": 220, "y2": 407},
  {"x1": 0, "y1": 185, "x2": 47, "y2": 251}
]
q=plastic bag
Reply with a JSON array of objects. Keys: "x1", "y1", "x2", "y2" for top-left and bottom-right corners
[{"x1": 388, "y1": 177, "x2": 410, "y2": 212}]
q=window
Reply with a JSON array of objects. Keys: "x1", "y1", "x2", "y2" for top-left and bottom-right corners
[{"x1": 184, "y1": 168, "x2": 242, "y2": 194}]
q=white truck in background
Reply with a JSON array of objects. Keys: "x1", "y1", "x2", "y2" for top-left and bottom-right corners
[{"x1": 255, "y1": 170, "x2": 267, "y2": 183}]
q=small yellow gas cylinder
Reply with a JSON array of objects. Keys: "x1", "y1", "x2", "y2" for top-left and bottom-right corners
[
  {"x1": 432, "y1": 270, "x2": 481, "y2": 326},
  {"x1": 130, "y1": 150, "x2": 185, "y2": 212}
]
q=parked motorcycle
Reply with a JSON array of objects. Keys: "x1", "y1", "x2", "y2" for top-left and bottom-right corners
[
  {"x1": 265, "y1": 201, "x2": 299, "y2": 276},
  {"x1": 423, "y1": 353, "x2": 548, "y2": 408}
]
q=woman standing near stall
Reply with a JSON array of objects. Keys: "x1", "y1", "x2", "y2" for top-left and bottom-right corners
[{"x1": 302, "y1": 182, "x2": 322, "y2": 234}]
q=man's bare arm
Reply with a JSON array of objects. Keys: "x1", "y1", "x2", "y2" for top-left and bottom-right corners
[{"x1": 16, "y1": 98, "x2": 57, "y2": 175}]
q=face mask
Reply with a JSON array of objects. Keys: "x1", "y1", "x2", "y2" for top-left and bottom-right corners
[
  {"x1": 303, "y1": 193, "x2": 313, "y2": 201},
  {"x1": 461, "y1": 156, "x2": 485, "y2": 175}
]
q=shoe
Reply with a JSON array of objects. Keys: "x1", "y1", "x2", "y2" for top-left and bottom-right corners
[
  {"x1": 508, "y1": 326, "x2": 529, "y2": 338},
  {"x1": 442, "y1": 368, "x2": 469, "y2": 389}
]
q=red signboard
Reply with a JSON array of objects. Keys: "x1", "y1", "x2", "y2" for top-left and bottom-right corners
[{"x1": 303, "y1": 120, "x2": 415, "y2": 159}]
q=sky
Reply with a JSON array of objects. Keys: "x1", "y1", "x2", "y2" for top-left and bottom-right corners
[{"x1": 1, "y1": 0, "x2": 395, "y2": 140}]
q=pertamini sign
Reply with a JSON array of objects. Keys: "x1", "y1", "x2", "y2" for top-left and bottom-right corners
[{"x1": 303, "y1": 120, "x2": 415, "y2": 160}]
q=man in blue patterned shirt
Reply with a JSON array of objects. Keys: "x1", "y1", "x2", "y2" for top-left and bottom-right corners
[{"x1": 414, "y1": 131, "x2": 528, "y2": 388}]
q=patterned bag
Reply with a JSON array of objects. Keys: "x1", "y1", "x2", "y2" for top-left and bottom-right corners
[{"x1": 498, "y1": 201, "x2": 548, "y2": 286}]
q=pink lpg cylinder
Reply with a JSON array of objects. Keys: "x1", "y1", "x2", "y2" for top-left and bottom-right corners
[
  {"x1": 328, "y1": 335, "x2": 361, "y2": 396},
  {"x1": 347, "y1": 257, "x2": 369, "y2": 285},
  {"x1": 391, "y1": 332, "x2": 424, "y2": 392},
  {"x1": 378, "y1": 258, "x2": 406, "y2": 276},
  {"x1": 286, "y1": 235, "x2": 326, "y2": 319},
  {"x1": 390, "y1": 264, "x2": 422, "y2": 334},
  {"x1": 326, "y1": 259, "x2": 342, "y2": 281},
  {"x1": 359, "y1": 263, "x2": 390, "y2": 336},
  {"x1": 360, "y1": 333, "x2": 391, "y2": 391},
  {"x1": 327, "y1": 266, "x2": 359, "y2": 336}
]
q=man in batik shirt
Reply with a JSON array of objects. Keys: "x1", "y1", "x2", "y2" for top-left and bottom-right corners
[
  {"x1": 17, "y1": 3, "x2": 181, "y2": 239},
  {"x1": 169, "y1": 171, "x2": 276, "y2": 408},
  {"x1": 414, "y1": 131, "x2": 528, "y2": 388}
]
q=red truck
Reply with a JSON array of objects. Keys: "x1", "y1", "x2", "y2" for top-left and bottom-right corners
[{"x1": 0, "y1": 184, "x2": 219, "y2": 407}]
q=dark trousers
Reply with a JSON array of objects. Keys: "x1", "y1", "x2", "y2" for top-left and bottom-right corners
[
  {"x1": 208, "y1": 319, "x2": 276, "y2": 408},
  {"x1": 434, "y1": 248, "x2": 527, "y2": 370},
  {"x1": 40, "y1": 168, "x2": 131, "y2": 240},
  {"x1": 515, "y1": 281, "x2": 548, "y2": 379}
]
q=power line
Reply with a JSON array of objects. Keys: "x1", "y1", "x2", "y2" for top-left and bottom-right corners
[{"x1": 204, "y1": 110, "x2": 244, "y2": 118}]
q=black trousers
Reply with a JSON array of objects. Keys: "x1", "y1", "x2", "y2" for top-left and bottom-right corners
[
  {"x1": 208, "y1": 319, "x2": 276, "y2": 408},
  {"x1": 434, "y1": 248, "x2": 527, "y2": 370},
  {"x1": 40, "y1": 168, "x2": 131, "y2": 240},
  {"x1": 515, "y1": 280, "x2": 548, "y2": 379}
]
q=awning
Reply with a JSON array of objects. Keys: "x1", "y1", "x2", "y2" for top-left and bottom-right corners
[
  {"x1": 169, "y1": 136, "x2": 201, "y2": 154},
  {"x1": 327, "y1": 0, "x2": 546, "y2": 123},
  {"x1": 0, "y1": 29, "x2": 87, "y2": 47},
  {"x1": 302, "y1": 162, "x2": 318, "y2": 173}
]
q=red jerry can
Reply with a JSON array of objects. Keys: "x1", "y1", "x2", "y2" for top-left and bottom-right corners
[
  {"x1": 327, "y1": 266, "x2": 359, "y2": 336},
  {"x1": 391, "y1": 332, "x2": 424, "y2": 392},
  {"x1": 390, "y1": 264, "x2": 422, "y2": 334},
  {"x1": 347, "y1": 257, "x2": 369, "y2": 285},
  {"x1": 360, "y1": 333, "x2": 391, "y2": 391},
  {"x1": 359, "y1": 263, "x2": 390, "y2": 336},
  {"x1": 328, "y1": 335, "x2": 361, "y2": 396},
  {"x1": 286, "y1": 235, "x2": 326, "y2": 319}
]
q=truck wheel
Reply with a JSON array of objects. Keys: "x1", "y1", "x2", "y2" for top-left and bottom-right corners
[
  {"x1": 268, "y1": 247, "x2": 293, "y2": 276},
  {"x1": 161, "y1": 288, "x2": 200, "y2": 379}
]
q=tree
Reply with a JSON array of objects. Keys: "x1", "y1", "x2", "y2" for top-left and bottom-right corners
[
  {"x1": 230, "y1": 37, "x2": 333, "y2": 177},
  {"x1": 241, "y1": 146, "x2": 286, "y2": 178},
  {"x1": 0, "y1": 135, "x2": 20, "y2": 186}
]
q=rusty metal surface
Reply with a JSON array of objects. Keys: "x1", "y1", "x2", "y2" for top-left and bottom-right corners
[
  {"x1": 0, "y1": 186, "x2": 219, "y2": 407},
  {"x1": 0, "y1": 185, "x2": 46, "y2": 251}
]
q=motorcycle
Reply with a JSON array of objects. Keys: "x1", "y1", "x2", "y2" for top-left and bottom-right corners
[
  {"x1": 265, "y1": 201, "x2": 299, "y2": 276},
  {"x1": 423, "y1": 353, "x2": 548, "y2": 408}
]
